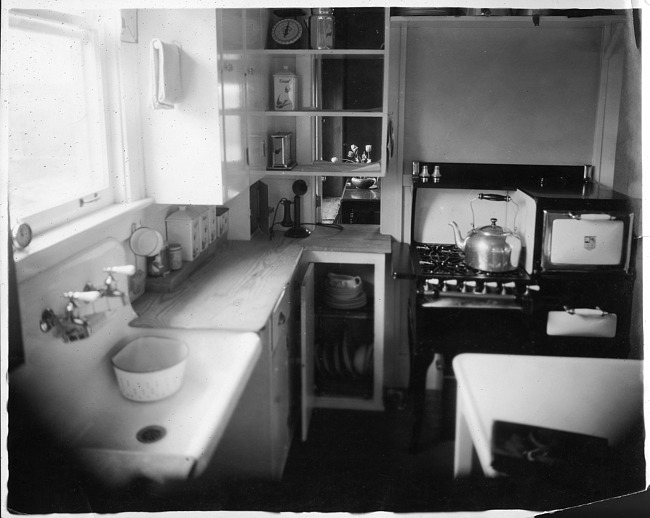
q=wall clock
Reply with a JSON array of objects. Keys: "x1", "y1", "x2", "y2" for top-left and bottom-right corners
[
  {"x1": 267, "y1": 9, "x2": 308, "y2": 50},
  {"x1": 12, "y1": 221, "x2": 33, "y2": 250}
]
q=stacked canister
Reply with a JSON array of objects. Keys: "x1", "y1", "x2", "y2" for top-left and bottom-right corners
[{"x1": 165, "y1": 205, "x2": 229, "y2": 262}]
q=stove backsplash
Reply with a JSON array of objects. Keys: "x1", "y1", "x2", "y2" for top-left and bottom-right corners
[{"x1": 412, "y1": 188, "x2": 535, "y2": 267}]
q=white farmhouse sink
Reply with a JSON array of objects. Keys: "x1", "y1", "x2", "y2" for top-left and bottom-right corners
[
  {"x1": 13, "y1": 308, "x2": 261, "y2": 487},
  {"x1": 11, "y1": 238, "x2": 261, "y2": 487}
]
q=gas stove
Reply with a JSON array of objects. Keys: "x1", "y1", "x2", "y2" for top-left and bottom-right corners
[
  {"x1": 412, "y1": 242, "x2": 537, "y2": 311},
  {"x1": 403, "y1": 162, "x2": 636, "y2": 455}
]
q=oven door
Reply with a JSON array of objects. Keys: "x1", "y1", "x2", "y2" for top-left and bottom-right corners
[
  {"x1": 541, "y1": 210, "x2": 633, "y2": 273},
  {"x1": 531, "y1": 275, "x2": 633, "y2": 359}
]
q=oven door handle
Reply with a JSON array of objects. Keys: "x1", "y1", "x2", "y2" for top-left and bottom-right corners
[
  {"x1": 478, "y1": 193, "x2": 511, "y2": 202},
  {"x1": 567, "y1": 212, "x2": 613, "y2": 221},
  {"x1": 563, "y1": 306, "x2": 608, "y2": 317}
]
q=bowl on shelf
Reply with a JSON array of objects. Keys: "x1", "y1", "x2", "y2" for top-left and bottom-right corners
[{"x1": 351, "y1": 177, "x2": 376, "y2": 189}]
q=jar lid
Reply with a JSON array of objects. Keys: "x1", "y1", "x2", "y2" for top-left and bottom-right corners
[
  {"x1": 312, "y1": 8, "x2": 332, "y2": 15},
  {"x1": 169, "y1": 243, "x2": 182, "y2": 251}
]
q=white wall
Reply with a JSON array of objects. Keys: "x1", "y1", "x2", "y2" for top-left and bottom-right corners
[
  {"x1": 136, "y1": 9, "x2": 224, "y2": 206},
  {"x1": 402, "y1": 25, "x2": 602, "y2": 166}
]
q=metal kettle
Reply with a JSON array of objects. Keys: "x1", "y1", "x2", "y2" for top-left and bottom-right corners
[{"x1": 450, "y1": 218, "x2": 522, "y2": 272}]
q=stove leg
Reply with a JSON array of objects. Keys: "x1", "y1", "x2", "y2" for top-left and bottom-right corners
[{"x1": 408, "y1": 349, "x2": 434, "y2": 454}]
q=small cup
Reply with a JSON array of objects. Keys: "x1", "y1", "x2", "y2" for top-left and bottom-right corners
[{"x1": 328, "y1": 274, "x2": 362, "y2": 289}]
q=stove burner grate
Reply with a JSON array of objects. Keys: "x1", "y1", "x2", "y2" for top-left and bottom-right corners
[{"x1": 414, "y1": 243, "x2": 530, "y2": 281}]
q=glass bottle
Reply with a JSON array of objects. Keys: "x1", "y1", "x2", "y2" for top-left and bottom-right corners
[{"x1": 310, "y1": 8, "x2": 334, "y2": 50}]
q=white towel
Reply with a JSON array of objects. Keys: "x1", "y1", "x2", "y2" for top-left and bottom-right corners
[{"x1": 150, "y1": 39, "x2": 182, "y2": 109}]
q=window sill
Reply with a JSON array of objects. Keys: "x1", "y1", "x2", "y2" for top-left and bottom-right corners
[{"x1": 14, "y1": 199, "x2": 154, "y2": 282}]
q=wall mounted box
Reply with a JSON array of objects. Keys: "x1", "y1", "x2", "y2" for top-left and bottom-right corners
[{"x1": 165, "y1": 206, "x2": 202, "y2": 261}]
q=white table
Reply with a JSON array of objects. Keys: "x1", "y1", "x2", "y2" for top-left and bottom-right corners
[{"x1": 452, "y1": 353, "x2": 644, "y2": 478}]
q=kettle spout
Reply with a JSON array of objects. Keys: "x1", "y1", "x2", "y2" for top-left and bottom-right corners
[{"x1": 449, "y1": 221, "x2": 468, "y2": 251}]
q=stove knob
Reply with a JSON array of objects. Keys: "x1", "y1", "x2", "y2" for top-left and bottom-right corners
[
  {"x1": 463, "y1": 280, "x2": 476, "y2": 293},
  {"x1": 502, "y1": 281, "x2": 516, "y2": 295},
  {"x1": 425, "y1": 278, "x2": 440, "y2": 292},
  {"x1": 425, "y1": 279, "x2": 440, "y2": 290},
  {"x1": 486, "y1": 281, "x2": 499, "y2": 294},
  {"x1": 443, "y1": 279, "x2": 458, "y2": 292}
]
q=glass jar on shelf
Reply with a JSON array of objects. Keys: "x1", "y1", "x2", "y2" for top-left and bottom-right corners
[{"x1": 310, "y1": 8, "x2": 334, "y2": 50}]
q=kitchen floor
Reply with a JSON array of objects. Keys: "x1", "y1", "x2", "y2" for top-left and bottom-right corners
[{"x1": 8, "y1": 389, "x2": 644, "y2": 515}]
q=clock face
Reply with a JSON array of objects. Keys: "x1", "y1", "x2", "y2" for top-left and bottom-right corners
[
  {"x1": 12, "y1": 222, "x2": 33, "y2": 249},
  {"x1": 271, "y1": 18, "x2": 303, "y2": 46}
]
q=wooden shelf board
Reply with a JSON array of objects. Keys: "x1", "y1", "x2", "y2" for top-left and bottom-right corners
[
  {"x1": 258, "y1": 110, "x2": 384, "y2": 117},
  {"x1": 248, "y1": 49, "x2": 385, "y2": 57}
]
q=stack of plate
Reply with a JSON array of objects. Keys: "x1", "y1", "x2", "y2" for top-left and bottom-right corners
[
  {"x1": 324, "y1": 273, "x2": 367, "y2": 310},
  {"x1": 315, "y1": 339, "x2": 373, "y2": 380}
]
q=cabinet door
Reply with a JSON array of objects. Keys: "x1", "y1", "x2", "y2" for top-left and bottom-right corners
[
  {"x1": 270, "y1": 285, "x2": 292, "y2": 478},
  {"x1": 217, "y1": 9, "x2": 249, "y2": 202},
  {"x1": 301, "y1": 262, "x2": 316, "y2": 441}
]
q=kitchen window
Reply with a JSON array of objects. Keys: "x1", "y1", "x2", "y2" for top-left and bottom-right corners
[{"x1": 6, "y1": 9, "x2": 126, "y2": 235}]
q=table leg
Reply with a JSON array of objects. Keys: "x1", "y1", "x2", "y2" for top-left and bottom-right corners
[{"x1": 453, "y1": 388, "x2": 474, "y2": 477}]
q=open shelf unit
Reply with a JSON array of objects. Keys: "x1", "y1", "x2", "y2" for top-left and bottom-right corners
[{"x1": 244, "y1": 7, "x2": 390, "y2": 177}]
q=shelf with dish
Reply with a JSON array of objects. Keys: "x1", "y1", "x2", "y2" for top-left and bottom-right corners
[{"x1": 300, "y1": 255, "x2": 385, "y2": 439}]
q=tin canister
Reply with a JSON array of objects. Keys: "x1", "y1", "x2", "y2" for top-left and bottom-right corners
[
  {"x1": 273, "y1": 67, "x2": 298, "y2": 111},
  {"x1": 168, "y1": 243, "x2": 183, "y2": 270},
  {"x1": 166, "y1": 206, "x2": 201, "y2": 261}
]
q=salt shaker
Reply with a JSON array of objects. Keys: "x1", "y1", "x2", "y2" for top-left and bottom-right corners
[
  {"x1": 412, "y1": 161, "x2": 420, "y2": 178},
  {"x1": 432, "y1": 165, "x2": 442, "y2": 182}
]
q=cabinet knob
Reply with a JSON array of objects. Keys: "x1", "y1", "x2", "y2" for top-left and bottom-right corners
[{"x1": 224, "y1": 63, "x2": 233, "y2": 72}]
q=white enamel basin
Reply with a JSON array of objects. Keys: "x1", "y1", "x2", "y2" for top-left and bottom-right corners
[{"x1": 11, "y1": 307, "x2": 261, "y2": 487}]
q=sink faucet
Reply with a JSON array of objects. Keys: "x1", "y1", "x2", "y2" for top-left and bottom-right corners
[
  {"x1": 100, "y1": 265, "x2": 136, "y2": 302},
  {"x1": 40, "y1": 290, "x2": 102, "y2": 343}
]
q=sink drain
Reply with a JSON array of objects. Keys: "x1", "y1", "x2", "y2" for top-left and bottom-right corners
[{"x1": 136, "y1": 425, "x2": 166, "y2": 444}]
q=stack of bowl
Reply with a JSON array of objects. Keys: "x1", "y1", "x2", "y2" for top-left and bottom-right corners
[{"x1": 324, "y1": 273, "x2": 367, "y2": 310}]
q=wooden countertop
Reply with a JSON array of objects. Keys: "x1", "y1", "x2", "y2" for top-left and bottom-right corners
[{"x1": 131, "y1": 225, "x2": 391, "y2": 333}]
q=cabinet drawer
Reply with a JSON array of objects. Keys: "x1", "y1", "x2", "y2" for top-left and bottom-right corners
[{"x1": 272, "y1": 285, "x2": 291, "y2": 351}]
